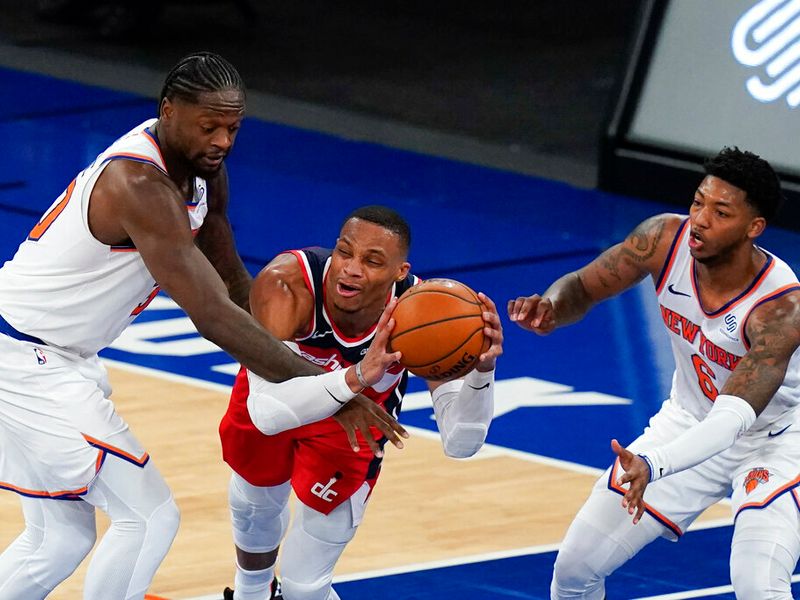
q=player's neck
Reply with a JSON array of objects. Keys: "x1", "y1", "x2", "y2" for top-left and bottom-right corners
[
  {"x1": 694, "y1": 244, "x2": 766, "y2": 298},
  {"x1": 150, "y1": 123, "x2": 194, "y2": 195},
  {"x1": 328, "y1": 303, "x2": 383, "y2": 339}
]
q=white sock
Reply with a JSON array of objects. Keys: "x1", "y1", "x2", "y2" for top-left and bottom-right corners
[{"x1": 234, "y1": 565, "x2": 274, "y2": 600}]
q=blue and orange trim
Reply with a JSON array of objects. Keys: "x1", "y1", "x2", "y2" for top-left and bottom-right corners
[
  {"x1": 655, "y1": 219, "x2": 689, "y2": 295},
  {"x1": 0, "y1": 435, "x2": 149, "y2": 501},
  {"x1": 691, "y1": 253, "x2": 774, "y2": 317},
  {"x1": 607, "y1": 458, "x2": 683, "y2": 538},
  {"x1": 736, "y1": 474, "x2": 800, "y2": 520}
]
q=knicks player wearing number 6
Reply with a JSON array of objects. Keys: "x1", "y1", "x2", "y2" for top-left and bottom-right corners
[
  {"x1": 218, "y1": 206, "x2": 503, "y2": 600},
  {"x1": 0, "y1": 54, "x2": 408, "y2": 599},
  {"x1": 509, "y1": 147, "x2": 800, "y2": 599}
]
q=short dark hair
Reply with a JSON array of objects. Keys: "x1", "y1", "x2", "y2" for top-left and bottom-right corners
[
  {"x1": 159, "y1": 51, "x2": 245, "y2": 106},
  {"x1": 342, "y1": 205, "x2": 411, "y2": 251},
  {"x1": 703, "y1": 147, "x2": 784, "y2": 222}
]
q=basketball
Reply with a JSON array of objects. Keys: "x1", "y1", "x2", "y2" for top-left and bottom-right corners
[{"x1": 389, "y1": 278, "x2": 490, "y2": 381}]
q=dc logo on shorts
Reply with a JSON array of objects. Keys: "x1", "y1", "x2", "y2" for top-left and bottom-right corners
[
  {"x1": 311, "y1": 471, "x2": 342, "y2": 503},
  {"x1": 33, "y1": 347, "x2": 47, "y2": 365},
  {"x1": 731, "y1": 0, "x2": 800, "y2": 108}
]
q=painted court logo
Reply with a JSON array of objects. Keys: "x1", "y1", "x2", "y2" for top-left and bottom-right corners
[
  {"x1": 744, "y1": 467, "x2": 770, "y2": 494},
  {"x1": 731, "y1": 0, "x2": 800, "y2": 107}
]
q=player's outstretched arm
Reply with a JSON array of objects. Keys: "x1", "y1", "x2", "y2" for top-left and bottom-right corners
[
  {"x1": 613, "y1": 291, "x2": 800, "y2": 523},
  {"x1": 194, "y1": 163, "x2": 253, "y2": 311},
  {"x1": 104, "y1": 161, "x2": 322, "y2": 382},
  {"x1": 508, "y1": 214, "x2": 682, "y2": 334},
  {"x1": 427, "y1": 292, "x2": 502, "y2": 458}
]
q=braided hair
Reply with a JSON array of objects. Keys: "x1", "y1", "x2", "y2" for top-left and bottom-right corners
[{"x1": 159, "y1": 52, "x2": 245, "y2": 107}]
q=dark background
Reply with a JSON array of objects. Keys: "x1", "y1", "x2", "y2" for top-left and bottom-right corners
[{"x1": 0, "y1": 0, "x2": 641, "y2": 187}]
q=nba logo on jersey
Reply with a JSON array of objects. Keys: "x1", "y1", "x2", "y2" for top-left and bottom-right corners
[{"x1": 33, "y1": 347, "x2": 46, "y2": 365}]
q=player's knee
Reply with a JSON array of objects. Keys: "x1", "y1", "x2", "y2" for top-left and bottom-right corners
[
  {"x1": 26, "y1": 520, "x2": 96, "y2": 588},
  {"x1": 229, "y1": 474, "x2": 291, "y2": 551},
  {"x1": 551, "y1": 544, "x2": 604, "y2": 597},
  {"x1": 730, "y1": 540, "x2": 794, "y2": 599},
  {"x1": 151, "y1": 495, "x2": 181, "y2": 545}
]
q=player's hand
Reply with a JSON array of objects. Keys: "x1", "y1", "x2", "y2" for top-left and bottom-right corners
[
  {"x1": 355, "y1": 297, "x2": 402, "y2": 387},
  {"x1": 611, "y1": 439, "x2": 650, "y2": 525},
  {"x1": 507, "y1": 294, "x2": 555, "y2": 335},
  {"x1": 333, "y1": 395, "x2": 409, "y2": 456},
  {"x1": 476, "y1": 292, "x2": 503, "y2": 371}
]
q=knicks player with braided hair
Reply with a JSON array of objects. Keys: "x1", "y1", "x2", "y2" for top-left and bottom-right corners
[
  {"x1": 218, "y1": 205, "x2": 504, "y2": 600},
  {"x1": 510, "y1": 148, "x2": 800, "y2": 598},
  {"x1": 0, "y1": 53, "x2": 406, "y2": 599}
]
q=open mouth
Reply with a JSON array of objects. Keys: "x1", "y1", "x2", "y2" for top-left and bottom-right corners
[
  {"x1": 336, "y1": 281, "x2": 361, "y2": 298},
  {"x1": 688, "y1": 230, "x2": 704, "y2": 251}
]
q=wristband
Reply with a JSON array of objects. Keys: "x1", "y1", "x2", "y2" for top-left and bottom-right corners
[{"x1": 355, "y1": 361, "x2": 370, "y2": 389}]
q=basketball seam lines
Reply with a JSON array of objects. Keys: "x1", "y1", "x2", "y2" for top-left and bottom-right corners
[
  {"x1": 400, "y1": 325, "x2": 485, "y2": 369},
  {"x1": 398, "y1": 289, "x2": 481, "y2": 306},
  {"x1": 391, "y1": 313, "x2": 483, "y2": 341}
]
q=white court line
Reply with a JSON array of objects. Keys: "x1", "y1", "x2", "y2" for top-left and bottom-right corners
[{"x1": 630, "y1": 573, "x2": 800, "y2": 600}]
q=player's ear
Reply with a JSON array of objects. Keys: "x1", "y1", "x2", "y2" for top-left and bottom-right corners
[
  {"x1": 160, "y1": 97, "x2": 174, "y2": 121},
  {"x1": 397, "y1": 261, "x2": 410, "y2": 281},
  {"x1": 747, "y1": 216, "x2": 766, "y2": 240}
]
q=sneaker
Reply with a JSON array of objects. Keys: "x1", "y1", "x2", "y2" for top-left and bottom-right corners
[{"x1": 222, "y1": 578, "x2": 282, "y2": 600}]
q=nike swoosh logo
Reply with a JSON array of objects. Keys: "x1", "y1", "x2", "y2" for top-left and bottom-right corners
[
  {"x1": 768, "y1": 424, "x2": 791, "y2": 437},
  {"x1": 324, "y1": 387, "x2": 347, "y2": 405},
  {"x1": 667, "y1": 284, "x2": 691, "y2": 297},
  {"x1": 468, "y1": 383, "x2": 490, "y2": 391}
]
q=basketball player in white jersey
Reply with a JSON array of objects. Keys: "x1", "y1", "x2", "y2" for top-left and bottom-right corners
[
  {"x1": 509, "y1": 147, "x2": 800, "y2": 598},
  {"x1": 0, "y1": 53, "x2": 406, "y2": 599},
  {"x1": 219, "y1": 206, "x2": 503, "y2": 600}
]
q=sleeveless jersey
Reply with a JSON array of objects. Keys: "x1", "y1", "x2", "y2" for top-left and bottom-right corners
[
  {"x1": 232, "y1": 247, "x2": 419, "y2": 430},
  {"x1": 655, "y1": 219, "x2": 800, "y2": 433},
  {"x1": 0, "y1": 119, "x2": 208, "y2": 357}
]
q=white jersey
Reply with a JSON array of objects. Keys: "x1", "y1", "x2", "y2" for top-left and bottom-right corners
[
  {"x1": 656, "y1": 219, "x2": 800, "y2": 434},
  {"x1": 0, "y1": 119, "x2": 208, "y2": 357}
]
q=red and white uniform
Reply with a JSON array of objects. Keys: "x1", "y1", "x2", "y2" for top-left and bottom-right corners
[
  {"x1": 604, "y1": 219, "x2": 800, "y2": 537},
  {"x1": 0, "y1": 119, "x2": 208, "y2": 499},
  {"x1": 220, "y1": 247, "x2": 419, "y2": 514}
]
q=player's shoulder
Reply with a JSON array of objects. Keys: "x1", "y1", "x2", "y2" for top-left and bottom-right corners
[{"x1": 744, "y1": 286, "x2": 800, "y2": 350}]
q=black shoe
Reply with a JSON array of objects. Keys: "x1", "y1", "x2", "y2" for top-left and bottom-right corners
[
  {"x1": 222, "y1": 578, "x2": 282, "y2": 600},
  {"x1": 271, "y1": 577, "x2": 283, "y2": 599}
]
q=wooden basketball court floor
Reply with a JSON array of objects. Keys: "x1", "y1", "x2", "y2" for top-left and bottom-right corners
[{"x1": 1, "y1": 50, "x2": 800, "y2": 599}]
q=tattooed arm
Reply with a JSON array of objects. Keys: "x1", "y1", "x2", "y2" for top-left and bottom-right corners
[
  {"x1": 612, "y1": 290, "x2": 800, "y2": 523},
  {"x1": 721, "y1": 290, "x2": 800, "y2": 415},
  {"x1": 509, "y1": 214, "x2": 683, "y2": 334}
]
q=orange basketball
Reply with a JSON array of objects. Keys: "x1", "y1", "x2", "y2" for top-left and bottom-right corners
[{"x1": 389, "y1": 278, "x2": 489, "y2": 381}]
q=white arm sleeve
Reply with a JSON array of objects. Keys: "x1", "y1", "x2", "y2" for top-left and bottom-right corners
[
  {"x1": 640, "y1": 394, "x2": 756, "y2": 481},
  {"x1": 246, "y1": 369, "x2": 357, "y2": 435},
  {"x1": 431, "y1": 368, "x2": 495, "y2": 458}
]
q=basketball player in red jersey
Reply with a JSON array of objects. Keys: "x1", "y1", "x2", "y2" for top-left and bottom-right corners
[
  {"x1": 219, "y1": 205, "x2": 504, "y2": 600},
  {"x1": 510, "y1": 148, "x2": 800, "y2": 598}
]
